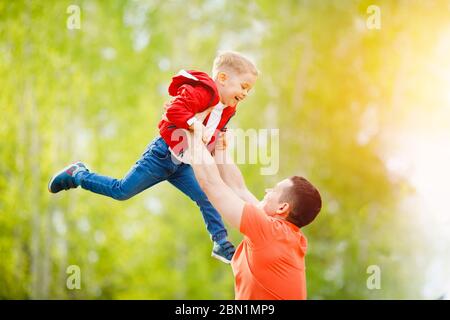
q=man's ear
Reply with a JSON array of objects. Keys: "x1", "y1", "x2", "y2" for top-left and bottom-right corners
[{"x1": 276, "y1": 202, "x2": 290, "y2": 218}]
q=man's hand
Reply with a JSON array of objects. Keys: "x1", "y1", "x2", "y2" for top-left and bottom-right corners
[
  {"x1": 190, "y1": 107, "x2": 213, "y2": 144},
  {"x1": 188, "y1": 106, "x2": 213, "y2": 144},
  {"x1": 195, "y1": 106, "x2": 213, "y2": 123},
  {"x1": 215, "y1": 131, "x2": 227, "y2": 151},
  {"x1": 191, "y1": 120, "x2": 210, "y2": 144}
]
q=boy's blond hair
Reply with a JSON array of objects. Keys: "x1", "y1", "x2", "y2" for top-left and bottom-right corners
[{"x1": 212, "y1": 51, "x2": 259, "y2": 79}]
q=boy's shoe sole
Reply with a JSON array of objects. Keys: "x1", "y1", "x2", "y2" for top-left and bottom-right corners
[{"x1": 211, "y1": 252, "x2": 232, "y2": 264}]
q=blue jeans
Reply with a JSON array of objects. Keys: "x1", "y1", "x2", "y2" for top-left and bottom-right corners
[{"x1": 77, "y1": 137, "x2": 227, "y2": 242}]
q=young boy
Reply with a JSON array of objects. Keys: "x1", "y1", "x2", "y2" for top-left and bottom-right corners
[{"x1": 48, "y1": 51, "x2": 258, "y2": 263}]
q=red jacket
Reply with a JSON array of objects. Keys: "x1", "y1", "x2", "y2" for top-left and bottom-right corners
[{"x1": 158, "y1": 70, "x2": 237, "y2": 157}]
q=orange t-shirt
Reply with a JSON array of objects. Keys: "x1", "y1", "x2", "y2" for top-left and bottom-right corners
[{"x1": 231, "y1": 203, "x2": 308, "y2": 300}]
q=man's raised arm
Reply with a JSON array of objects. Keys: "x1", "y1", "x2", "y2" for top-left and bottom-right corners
[
  {"x1": 213, "y1": 132, "x2": 259, "y2": 206},
  {"x1": 186, "y1": 130, "x2": 246, "y2": 230}
]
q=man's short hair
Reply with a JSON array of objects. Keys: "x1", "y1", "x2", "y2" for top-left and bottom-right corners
[
  {"x1": 212, "y1": 51, "x2": 259, "y2": 79},
  {"x1": 281, "y1": 176, "x2": 322, "y2": 228}
]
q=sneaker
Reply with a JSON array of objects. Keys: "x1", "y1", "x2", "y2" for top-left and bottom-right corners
[
  {"x1": 48, "y1": 162, "x2": 88, "y2": 193},
  {"x1": 211, "y1": 240, "x2": 236, "y2": 264}
]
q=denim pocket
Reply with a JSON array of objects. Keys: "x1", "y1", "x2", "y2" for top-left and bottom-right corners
[{"x1": 149, "y1": 138, "x2": 170, "y2": 160}]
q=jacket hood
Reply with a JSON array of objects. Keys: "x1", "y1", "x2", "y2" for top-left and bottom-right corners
[{"x1": 168, "y1": 69, "x2": 220, "y2": 106}]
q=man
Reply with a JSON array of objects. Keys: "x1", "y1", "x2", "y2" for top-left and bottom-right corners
[{"x1": 186, "y1": 129, "x2": 322, "y2": 300}]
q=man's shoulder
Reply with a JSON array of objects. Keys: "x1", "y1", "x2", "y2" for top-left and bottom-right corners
[
  {"x1": 242, "y1": 202, "x2": 264, "y2": 216},
  {"x1": 242, "y1": 204, "x2": 302, "y2": 238},
  {"x1": 241, "y1": 203, "x2": 269, "y2": 228}
]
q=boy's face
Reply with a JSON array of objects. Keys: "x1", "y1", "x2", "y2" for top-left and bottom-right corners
[{"x1": 216, "y1": 70, "x2": 257, "y2": 106}]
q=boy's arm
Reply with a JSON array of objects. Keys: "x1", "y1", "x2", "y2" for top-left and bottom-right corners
[
  {"x1": 164, "y1": 84, "x2": 213, "y2": 130},
  {"x1": 186, "y1": 130, "x2": 246, "y2": 230},
  {"x1": 214, "y1": 132, "x2": 259, "y2": 206},
  {"x1": 162, "y1": 103, "x2": 212, "y2": 143}
]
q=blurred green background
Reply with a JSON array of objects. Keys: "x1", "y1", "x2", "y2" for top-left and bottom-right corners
[{"x1": 1, "y1": 0, "x2": 450, "y2": 299}]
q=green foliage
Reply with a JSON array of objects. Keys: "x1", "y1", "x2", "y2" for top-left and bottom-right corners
[{"x1": 1, "y1": 0, "x2": 446, "y2": 299}]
